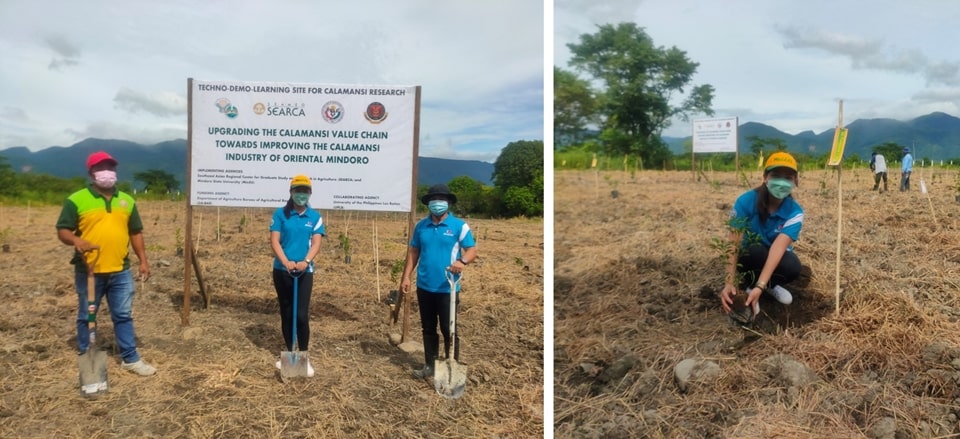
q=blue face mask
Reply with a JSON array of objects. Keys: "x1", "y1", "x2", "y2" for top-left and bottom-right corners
[
  {"x1": 292, "y1": 193, "x2": 310, "y2": 207},
  {"x1": 428, "y1": 200, "x2": 448, "y2": 216},
  {"x1": 766, "y1": 178, "x2": 793, "y2": 199}
]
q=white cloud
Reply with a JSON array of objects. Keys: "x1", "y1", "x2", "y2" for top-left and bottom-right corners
[
  {"x1": 43, "y1": 34, "x2": 81, "y2": 71},
  {"x1": 0, "y1": 0, "x2": 543, "y2": 162},
  {"x1": 556, "y1": 0, "x2": 960, "y2": 138},
  {"x1": 113, "y1": 87, "x2": 187, "y2": 117}
]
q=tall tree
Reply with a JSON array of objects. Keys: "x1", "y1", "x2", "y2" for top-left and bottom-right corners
[
  {"x1": 446, "y1": 175, "x2": 486, "y2": 215},
  {"x1": 133, "y1": 169, "x2": 179, "y2": 193},
  {"x1": 567, "y1": 22, "x2": 714, "y2": 165},
  {"x1": 746, "y1": 135, "x2": 788, "y2": 156},
  {"x1": 554, "y1": 66, "x2": 598, "y2": 147},
  {"x1": 492, "y1": 140, "x2": 544, "y2": 217},
  {"x1": 873, "y1": 141, "x2": 905, "y2": 164},
  {"x1": 0, "y1": 156, "x2": 17, "y2": 197}
]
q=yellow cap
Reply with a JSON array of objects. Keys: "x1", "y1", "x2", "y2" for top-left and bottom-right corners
[
  {"x1": 290, "y1": 174, "x2": 311, "y2": 189},
  {"x1": 764, "y1": 152, "x2": 798, "y2": 172}
]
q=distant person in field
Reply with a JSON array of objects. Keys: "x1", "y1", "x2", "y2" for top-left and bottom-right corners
[
  {"x1": 720, "y1": 151, "x2": 803, "y2": 319},
  {"x1": 870, "y1": 151, "x2": 888, "y2": 192},
  {"x1": 55, "y1": 151, "x2": 156, "y2": 378},
  {"x1": 270, "y1": 175, "x2": 325, "y2": 377},
  {"x1": 400, "y1": 184, "x2": 478, "y2": 379},
  {"x1": 900, "y1": 148, "x2": 913, "y2": 192}
]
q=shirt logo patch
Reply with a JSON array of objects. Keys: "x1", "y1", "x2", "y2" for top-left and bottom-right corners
[
  {"x1": 305, "y1": 221, "x2": 314, "y2": 228},
  {"x1": 443, "y1": 229, "x2": 454, "y2": 237}
]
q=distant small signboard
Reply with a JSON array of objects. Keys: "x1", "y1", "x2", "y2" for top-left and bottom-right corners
[{"x1": 692, "y1": 117, "x2": 738, "y2": 153}]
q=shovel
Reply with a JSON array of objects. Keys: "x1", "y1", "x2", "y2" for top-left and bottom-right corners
[
  {"x1": 386, "y1": 289, "x2": 405, "y2": 345},
  {"x1": 435, "y1": 270, "x2": 467, "y2": 399},
  {"x1": 78, "y1": 248, "x2": 108, "y2": 397},
  {"x1": 280, "y1": 270, "x2": 309, "y2": 380}
]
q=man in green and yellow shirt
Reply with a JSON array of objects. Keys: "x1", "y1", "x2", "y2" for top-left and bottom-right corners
[{"x1": 56, "y1": 151, "x2": 156, "y2": 378}]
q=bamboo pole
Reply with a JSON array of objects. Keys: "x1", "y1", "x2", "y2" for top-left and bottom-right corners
[
  {"x1": 835, "y1": 100, "x2": 843, "y2": 313},
  {"x1": 374, "y1": 218, "x2": 381, "y2": 302}
]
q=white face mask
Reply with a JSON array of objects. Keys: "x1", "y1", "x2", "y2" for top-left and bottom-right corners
[{"x1": 93, "y1": 170, "x2": 117, "y2": 189}]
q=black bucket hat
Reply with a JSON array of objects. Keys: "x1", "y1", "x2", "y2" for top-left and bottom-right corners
[{"x1": 420, "y1": 184, "x2": 457, "y2": 205}]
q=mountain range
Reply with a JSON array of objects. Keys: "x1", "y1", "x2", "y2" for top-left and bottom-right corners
[
  {"x1": 664, "y1": 111, "x2": 960, "y2": 161},
  {"x1": 0, "y1": 138, "x2": 495, "y2": 190}
]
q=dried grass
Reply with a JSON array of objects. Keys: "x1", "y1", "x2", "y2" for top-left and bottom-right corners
[
  {"x1": 0, "y1": 202, "x2": 543, "y2": 438},
  {"x1": 555, "y1": 169, "x2": 960, "y2": 438}
]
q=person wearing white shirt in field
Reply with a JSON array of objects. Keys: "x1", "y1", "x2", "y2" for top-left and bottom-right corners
[{"x1": 870, "y1": 151, "x2": 888, "y2": 192}]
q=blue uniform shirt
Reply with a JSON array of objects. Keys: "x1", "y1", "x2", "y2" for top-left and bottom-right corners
[
  {"x1": 731, "y1": 189, "x2": 803, "y2": 251},
  {"x1": 410, "y1": 213, "x2": 476, "y2": 293},
  {"x1": 269, "y1": 205, "x2": 325, "y2": 272},
  {"x1": 902, "y1": 153, "x2": 913, "y2": 173}
]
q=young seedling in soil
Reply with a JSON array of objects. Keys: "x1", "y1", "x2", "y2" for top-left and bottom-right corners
[
  {"x1": 175, "y1": 227, "x2": 184, "y2": 256},
  {"x1": 338, "y1": 233, "x2": 351, "y2": 264},
  {"x1": 712, "y1": 218, "x2": 762, "y2": 324},
  {"x1": 0, "y1": 226, "x2": 11, "y2": 253}
]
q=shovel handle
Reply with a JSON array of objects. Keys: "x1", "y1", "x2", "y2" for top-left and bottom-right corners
[
  {"x1": 83, "y1": 249, "x2": 101, "y2": 343},
  {"x1": 444, "y1": 269, "x2": 462, "y2": 288},
  {"x1": 83, "y1": 248, "x2": 101, "y2": 273},
  {"x1": 290, "y1": 269, "x2": 303, "y2": 350},
  {"x1": 83, "y1": 248, "x2": 101, "y2": 305}
]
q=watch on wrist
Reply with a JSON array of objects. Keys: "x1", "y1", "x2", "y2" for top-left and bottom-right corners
[{"x1": 458, "y1": 258, "x2": 467, "y2": 265}]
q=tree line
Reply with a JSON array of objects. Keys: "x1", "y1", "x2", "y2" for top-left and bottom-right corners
[
  {"x1": 556, "y1": 136, "x2": 947, "y2": 173},
  {"x1": 0, "y1": 140, "x2": 543, "y2": 218},
  {"x1": 553, "y1": 22, "x2": 957, "y2": 173}
]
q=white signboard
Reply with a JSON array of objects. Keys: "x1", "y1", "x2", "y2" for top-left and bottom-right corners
[
  {"x1": 692, "y1": 116, "x2": 738, "y2": 153},
  {"x1": 189, "y1": 80, "x2": 418, "y2": 211}
]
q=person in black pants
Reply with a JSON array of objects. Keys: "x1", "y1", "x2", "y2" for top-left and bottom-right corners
[
  {"x1": 400, "y1": 184, "x2": 478, "y2": 379},
  {"x1": 720, "y1": 152, "x2": 804, "y2": 319},
  {"x1": 269, "y1": 175, "x2": 324, "y2": 377}
]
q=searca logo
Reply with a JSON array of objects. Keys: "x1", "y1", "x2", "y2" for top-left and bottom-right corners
[{"x1": 253, "y1": 102, "x2": 306, "y2": 117}]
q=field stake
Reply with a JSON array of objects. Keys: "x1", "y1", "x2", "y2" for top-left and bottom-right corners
[
  {"x1": 833, "y1": 101, "x2": 843, "y2": 313},
  {"x1": 196, "y1": 211, "x2": 203, "y2": 252},
  {"x1": 374, "y1": 217, "x2": 381, "y2": 302}
]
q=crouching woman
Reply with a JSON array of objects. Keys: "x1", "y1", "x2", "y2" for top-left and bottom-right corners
[{"x1": 720, "y1": 152, "x2": 804, "y2": 317}]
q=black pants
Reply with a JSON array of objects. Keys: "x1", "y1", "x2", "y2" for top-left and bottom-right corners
[
  {"x1": 737, "y1": 244, "x2": 801, "y2": 290},
  {"x1": 417, "y1": 288, "x2": 460, "y2": 361},
  {"x1": 873, "y1": 172, "x2": 887, "y2": 191},
  {"x1": 900, "y1": 171, "x2": 911, "y2": 191},
  {"x1": 272, "y1": 269, "x2": 313, "y2": 351}
]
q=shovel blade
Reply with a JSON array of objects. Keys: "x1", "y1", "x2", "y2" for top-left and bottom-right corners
[
  {"x1": 279, "y1": 351, "x2": 310, "y2": 380},
  {"x1": 79, "y1": 348, "x2": 108, "y2": 397},
  {"x1": 434, "y1": 358, "x2": 467, "y2": 399}
]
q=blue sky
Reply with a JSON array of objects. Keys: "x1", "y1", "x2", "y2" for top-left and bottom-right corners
[
  {"x1": 555, "y1": 0, "x2": 960, "y2": 137},
  {"x1": 0, "y1": 0, "x2": 544, "y2": 163}
]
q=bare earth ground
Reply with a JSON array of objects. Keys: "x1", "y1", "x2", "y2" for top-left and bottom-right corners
[
  {"x1": 0, "y1": 201, "x2": 543, "y2": 438},
  {"x1": 555, "y1": 168, "x2": 960, "y2": 438}
]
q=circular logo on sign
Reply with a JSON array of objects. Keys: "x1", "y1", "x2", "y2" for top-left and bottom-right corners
[
  {"x1": 364, "y1": 102, "x2": 387, "y2": 124},
  {"x1": 253, "y1": 102, "x2": 266, "y2": 115},
  {"x1": 322, "y1": 101, "x2": 344, "y2": 123},
  {"x1": 215, "y1": 98, "x2": 238, "y2": 118}
]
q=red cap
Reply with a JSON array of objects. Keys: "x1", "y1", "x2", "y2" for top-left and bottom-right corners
[{"x1": 86, "y1": 151, "x2": 118, "y2": 170}]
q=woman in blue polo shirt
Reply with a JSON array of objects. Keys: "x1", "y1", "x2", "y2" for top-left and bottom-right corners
[
  {"x1": 720, "y1": 152, "x2": 804, "y2": 319},
  {"x1": 269, "y1": 175, "x2": 325, "y2": 377}
]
